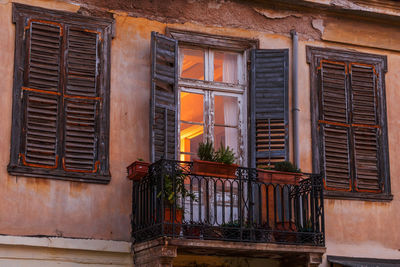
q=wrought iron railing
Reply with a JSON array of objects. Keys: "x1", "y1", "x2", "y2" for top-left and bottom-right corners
[{"x1": 132, "y1": 159, "x2": 324, "y2": 246}]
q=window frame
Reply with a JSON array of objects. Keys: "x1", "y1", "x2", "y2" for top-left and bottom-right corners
[
  {"x1": 307, "y1": 46, "x2": 392, "y2": 201},
  {"x1": 8, "y1": 3, "x2": 113, "y2": 184},
  {"x1": 168, "y1": 28, "x2": 258, "y2": 166}
]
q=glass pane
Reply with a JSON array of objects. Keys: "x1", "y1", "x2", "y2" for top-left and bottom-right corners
[
  {"x1": 214, "y1": 95, "x2": 238, "y2": 126},
  {"x1": 180, "y1": 48, "x2": 204, "y2": 80},
  {"x1": 214, "y1": 126, "x2": 238, "y2": 161},
  {"x1": 180, "y1": 92, "x2": 204, "y2": 123},
  {"x1": 180, "y1": 122, "x2": 204, "y2": 158},
  {"x1": 214, "y1": 51, "x2": 238, "y2": 83}
]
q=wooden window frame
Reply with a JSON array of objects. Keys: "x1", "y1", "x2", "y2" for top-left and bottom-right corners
[
  {"x1": 168, "y1": 28, "x2": 258, "y2": 166},
  {"x1": 8, "y1": 3, "x2": 113, "y2": 184},
  {"x1": 307, "y1": 46, "x2": 392, "y2": 201}
]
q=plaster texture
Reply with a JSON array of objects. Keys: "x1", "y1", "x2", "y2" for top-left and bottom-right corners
[{"x1": 0, "y1": 0, "x2": 399, "y2": 266}]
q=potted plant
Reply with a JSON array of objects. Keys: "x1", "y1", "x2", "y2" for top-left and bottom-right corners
[
  {"x1": 257, "y1": 161, "x2": 302, "y2": 185},
  {"x1": 156, "y1": 170, "x2": 196, "y2": 235},
  {"x1": 127, "y1": 158, "x2": 150, "y2": 181},
  {"x1": 192, "y1": 141, "x2": 238, "y2": 178}
]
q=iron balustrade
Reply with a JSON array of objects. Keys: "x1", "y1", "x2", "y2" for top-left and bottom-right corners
[{"x1": 132, "y1": 159, "x2": 325, "y2": 246}]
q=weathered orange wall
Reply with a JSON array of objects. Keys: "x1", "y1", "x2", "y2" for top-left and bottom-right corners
[{"x1": 0, "y1": 1, "x2": 398, "y2": 263}]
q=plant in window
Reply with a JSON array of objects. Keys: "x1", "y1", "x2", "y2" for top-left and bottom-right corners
[
  {"x1": 257, "y1": 161, "x2": 302, "y2": 185},
  {"x1": 156, "y1": 169, "x2": 196, "y2": 235},
  {"x1": 214, "y1": 142, "x2": 236, "y2": 165},
  {"x1": 157, "y1": 169, "x2": 196, "y2": 207},
  {"x1": 273, "y1": 161, "x2": 301, "y2": 173},
  {"x1": 193, "y1": 141, "x2": 238, "y2": 178},
  {"x1": 197, "y1": 140, "x2": 215, "y2": 162}
]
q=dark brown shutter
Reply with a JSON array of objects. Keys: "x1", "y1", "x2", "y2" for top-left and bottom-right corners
[
  {"x1": 21, "y1": 20, "x2": 62, "y2": 168},
  {"x1": 150, "y1": 32, "x2": 178, "y2": 162},
  {"x1": 318, "y1": 60, "x2": 352, "y2": 191},
  {"x1": 350, "y1": 64, "x2": 381, "y2": 192},
  {"x1": 249, "y1": 49, "x2": 289, "y2": 168},
  {"x1": 63, "y1": 28, "x2": 100, "y2": 172}
]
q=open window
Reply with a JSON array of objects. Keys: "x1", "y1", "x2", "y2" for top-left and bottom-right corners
[{"x1": 150, "y1": 30, "x2": 289, "y2": 169}]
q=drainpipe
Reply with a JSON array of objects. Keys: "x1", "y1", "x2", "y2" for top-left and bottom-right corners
[{"x1": 290, "y1": 30, "x2": 300, "y2": 169}]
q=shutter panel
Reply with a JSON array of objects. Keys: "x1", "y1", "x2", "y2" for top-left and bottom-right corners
[
  {"x1": 319, "y1": 61, "x2": 351, "y2": 191},
  {"x1": 26, "y1": 20, "x2": 61, "y2": 92},
  {"x1": 249, "y1": 49, "x2": 289, "y2": 168},
  {"x1": 63, "y1": 28, "x2": 100, "y2": 172},
  {"x1": 150, "y1": 32, "x2": 178, "y2": 162},
  {"x1": 350, "y1": 64, "x2": 381, "y2": 192},
  {"x1": 21, "y1": 20, "x2": 62, "y2": 168}
]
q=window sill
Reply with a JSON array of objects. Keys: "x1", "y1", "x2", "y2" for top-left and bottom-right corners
[
  {"x1": 324, "y1": 191, "x2": 393, "y2": 202},
  {"x1": 7, "y1": 165, "x2": 111, "y2": 184}
]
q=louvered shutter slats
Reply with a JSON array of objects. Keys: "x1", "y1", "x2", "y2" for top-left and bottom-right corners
[
  {"x1": 322, "y1": 125, "x2": 351, "y2": 190},
  {"x1": 351, "y1": 65, "x2": 377, "y2": 125},
  {"x1": 321, "y1": 62, "x2": 347, "y2": 124},
  {"x1": 63, "y1": 28, "x2": 100, "y2": 172},
  {"x1": 63, "y1": 105, "x2": 98, "y2": 171},
  {"x1": 319, "y1": 59, "x2": 382, "y2": 192},
  {"x1": 150, "y1": 32, "x2": 178, "y2": 162},
  {"x1": 250, "y1": 50, "x2": 289, "y2": 168},
  {"x1": 66, "y1": 29, "x2": 98, "y2": 97},
  {"x1": 27, "y1": 21, "x2": 61, "y2": 92},
  {"x1": 22, "y1": 21, "x2": 61, "y2": 168},
  {"x1": 24, "y1": 94, "x2": 59, "y2": 167},
  {"x1": 350, "y1": 64, "x2": 381, "y2": 192}
]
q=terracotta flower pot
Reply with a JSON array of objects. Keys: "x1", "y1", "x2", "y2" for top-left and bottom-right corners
[
  {"x1": 127, "y1": 161, "x2": 150, "y2": 181},
  {"x1": 257, "y1": 169, "x2": 302, "y2": 185},
  {"x1": 163, "y1": 205, "x2": 183, "y2": 235},
  {"x1": 192, "y1": 159, "x2": 238, "y2": 178}
]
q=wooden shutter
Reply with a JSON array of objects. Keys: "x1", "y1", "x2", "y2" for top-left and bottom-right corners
[
  {"x1": 249, "y1": 49, "x2": 289, "y2": 168},
  {"x1": 63, "y1": 28, "x2": 100, "y2": 173},
  {"x1": 20, "y1": 20, "x2": 62, "y2": 168},
  {"x1": 150, "y1": 32, "x2": 178, "y2": 162},
  {"x1": 350, "y1": 64, "x2": 381, "y2": 192},
  {"x1": 318, "y1": 60, "x2": 352, "y2": 191}
]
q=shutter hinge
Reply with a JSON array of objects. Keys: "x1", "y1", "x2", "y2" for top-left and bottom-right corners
[{"x1": 20, "y1": 91, "x2": 23, "y2": 100}]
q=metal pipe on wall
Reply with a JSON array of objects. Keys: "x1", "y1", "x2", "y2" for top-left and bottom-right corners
[{"x1": 290, "y1": 30, "x2": 300, "y2": 168}]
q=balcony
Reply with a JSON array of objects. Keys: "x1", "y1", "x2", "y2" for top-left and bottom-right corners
[{"x1": 132, "y1": 160, "x2": 325, "y2": 266}]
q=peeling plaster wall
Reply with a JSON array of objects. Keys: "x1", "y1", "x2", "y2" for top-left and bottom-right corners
[{"x1": 0, "y1": 0, "x2": 399, "y2": 265}]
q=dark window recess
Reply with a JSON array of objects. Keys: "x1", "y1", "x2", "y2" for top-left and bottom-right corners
[
  {"x1": 307, "y1": 46, "x2": 391, "y2": 200},
  {"x1": 8, "y1": 3, "x2": 113, "y2": 183},
  {"x1": 249, "y1": 49, "x2": 289, "y2": 168}
]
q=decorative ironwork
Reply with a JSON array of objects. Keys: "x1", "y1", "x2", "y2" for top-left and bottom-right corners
[{"x1": 132, "y1": 159, "x2": 325, "y2": 246}]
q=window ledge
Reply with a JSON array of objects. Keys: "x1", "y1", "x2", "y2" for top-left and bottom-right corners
[
  {"x1": 324, "y1": 191, "x2": 393, "y2": 202},
  {"x1": 7, "y1": 165, "x2": 111, "y2": 184}
]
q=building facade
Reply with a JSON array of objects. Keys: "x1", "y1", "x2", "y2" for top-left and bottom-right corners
[{"x1": 0, "y1": 0, "x2": 399, "y2": 266}]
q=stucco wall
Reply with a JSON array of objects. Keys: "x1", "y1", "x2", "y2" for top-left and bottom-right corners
[{"x1": 0, "y1": 0, "x2": 399, "y2": 265}]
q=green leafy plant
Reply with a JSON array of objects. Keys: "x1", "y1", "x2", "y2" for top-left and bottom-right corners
[
  {"x1": 157, "y1": 169, "x2": 196, "y2": 207},
  {"x1": 214, "y1": 142, "x2": 236, "y2": 165},
  {"x1": 137, "y1": 158, "x2": 144, "y2": 162},
  {"x1": 273, "y1": 161, "x2": 301, "y2": 173},
  {"x1": 197, "y1": 140, "x2": 215, "y2": 161}
]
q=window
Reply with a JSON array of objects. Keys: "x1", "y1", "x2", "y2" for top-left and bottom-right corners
[
  {"x1": 150, "y1": 29, "x2": 290, "y2": 169},
  {"x1": 307, "y1": 46, "x2": 391, "y2": 200},
  {"x1": 8, "y1": 4, "x2": 113, "y2": 183},
  {"x1": 178, "y1": 46, "x2": 245, "y2": 164}
]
